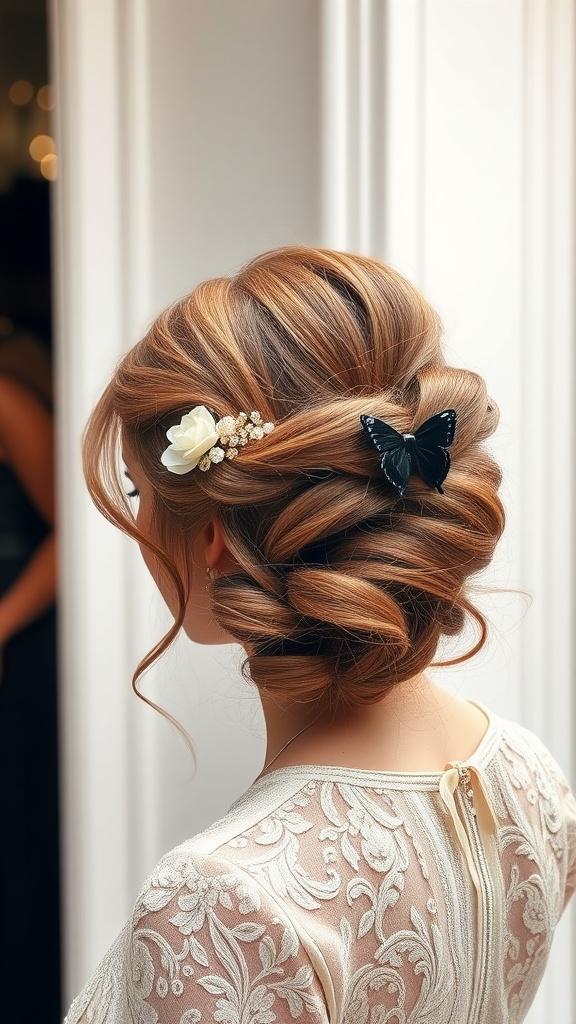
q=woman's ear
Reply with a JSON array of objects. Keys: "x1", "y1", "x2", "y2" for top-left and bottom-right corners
[{"x1": 201, "y1": 516, "x2": 237, "y2": 574}]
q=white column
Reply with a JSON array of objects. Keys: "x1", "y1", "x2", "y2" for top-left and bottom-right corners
[
  {"x1": 321, "y1": 0, "x2": 386, "y2": 252},
  {"x1": 51, "y1": 0, "x2": 134, "y2": 998}
]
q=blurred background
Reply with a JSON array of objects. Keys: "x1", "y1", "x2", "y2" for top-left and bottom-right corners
[
  {"x1": 0, "y1": 1, "x2": 574, "y2": 1022},
  {"x1": 0, "y1": 2, "x2": 59, "y2": 1023}
]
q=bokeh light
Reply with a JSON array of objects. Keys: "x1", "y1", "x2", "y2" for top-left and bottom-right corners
[
  {"x1": 29, "y1": 134, "x2": 56, "y2": 162},
  {"x1": 37, "y1": 84, "x2": 55, "y2": 111},
  {"x1": 40, "y1": 153, "x2": 58, "y2": 181},
  {"x1": 9, "y1": 79, "x2": 34, "y2": 105}
]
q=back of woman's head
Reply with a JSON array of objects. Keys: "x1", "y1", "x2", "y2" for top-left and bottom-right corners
[{"x1": 84, "y1": 246, "x2": 504, "y2": 710}]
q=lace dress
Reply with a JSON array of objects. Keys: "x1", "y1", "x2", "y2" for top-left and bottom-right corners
[{"x1": 65, "y1": 704, "x2": 576, "y2": 1024}]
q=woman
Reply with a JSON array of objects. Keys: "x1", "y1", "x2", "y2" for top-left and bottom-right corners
[
  {"x1": 0, "y1": 374, "x2": 60, "y2": 1024},
  {"x1": 67, "y1": 247, "x2": 576, "y2": 1024}
]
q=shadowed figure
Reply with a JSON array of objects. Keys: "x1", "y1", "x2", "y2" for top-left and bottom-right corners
[{"x1": 0, "y1": 373, "x2": 60, "y2": 1024}]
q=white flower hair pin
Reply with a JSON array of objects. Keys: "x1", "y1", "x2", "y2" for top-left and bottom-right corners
[{"x1": 160, "y1": 405, "x2": 275, "y2": 475}]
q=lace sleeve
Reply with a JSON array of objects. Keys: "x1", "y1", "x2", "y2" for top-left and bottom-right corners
[
  {"x1": 560, "y1": 781, "x2": 576, "y2": 913},
  {"x1": 527, "y1": 730, "x2": 576, "y2": 917},
  {"x1": 127, "y1": 848, "x2": 328, "y2": 1024}
]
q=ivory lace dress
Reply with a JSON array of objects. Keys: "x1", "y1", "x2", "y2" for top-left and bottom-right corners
[{"x1": 65, "y1": 704, "x2": 576, "y2": 1024}]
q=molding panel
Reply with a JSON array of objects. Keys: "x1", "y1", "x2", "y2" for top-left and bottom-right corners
[{"x1": 382, "y1": 2, "x2": 575, "y2": 1020}]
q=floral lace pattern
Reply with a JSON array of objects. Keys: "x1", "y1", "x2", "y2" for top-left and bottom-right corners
[{"x1": 65, "y1": 715, "x2": 576, "y2": 1024}]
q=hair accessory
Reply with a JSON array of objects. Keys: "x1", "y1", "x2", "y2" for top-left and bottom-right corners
[
  {"x1": 160, "y1": 405, "x2": 274, "y2": 475},
  {"x1": 360, "y1": 409, "x2": 457, "y2": 496}
]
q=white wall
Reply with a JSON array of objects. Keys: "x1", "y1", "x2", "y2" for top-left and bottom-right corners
[
  {"x1": 52, "y1": 0, "x2": 575, "y2": 1018},
  {"x1": 380, "y1": 4, "x2": 575, "y2": 1019}
]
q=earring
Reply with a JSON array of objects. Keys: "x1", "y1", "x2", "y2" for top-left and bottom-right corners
[{"x1": 205, "y1": 567, "x2": 220, "y2": 582}]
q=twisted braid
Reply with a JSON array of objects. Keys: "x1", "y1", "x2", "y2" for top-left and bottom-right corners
[{"x1": 84, "y1": 247, "x2": 505, "y2": 714}]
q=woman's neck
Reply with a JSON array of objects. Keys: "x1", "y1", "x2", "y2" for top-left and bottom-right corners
[{"x1": 257, "y1": 673, "x2": 489, "y2": 777}]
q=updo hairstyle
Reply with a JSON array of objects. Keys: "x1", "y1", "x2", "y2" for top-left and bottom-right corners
[{"x1": 84, "y1": 247, "x2": 504, "y2": 712}]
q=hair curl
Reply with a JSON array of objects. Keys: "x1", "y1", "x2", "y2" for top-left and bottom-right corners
[{"x1": 84, "y1": 246, "x2": 504, "y2": 715}]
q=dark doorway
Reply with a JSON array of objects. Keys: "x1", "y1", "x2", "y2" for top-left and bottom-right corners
[{"x1": 0, "y1": 1, "x2": 61, "y2": 1022}]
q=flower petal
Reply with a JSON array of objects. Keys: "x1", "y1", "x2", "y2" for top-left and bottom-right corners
[
  {"x1": 165, "y1": 425, "x2": 182, "y2": 444},
  {"x1": 160, "y1": 447, "x2": 197, "y2": 474}
]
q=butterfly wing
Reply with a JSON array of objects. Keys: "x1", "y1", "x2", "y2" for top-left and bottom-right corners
[
  {"x1": 411, "y1": 444, "x2": 451, "y2": 493},
  {"x1": 360, "y1": 415, "x2": 411, "y2": 496},
  {"x1": 411, "y1": 410, "x2": 457, "y2": 493},
  {"x1": 413, "y1": 410, "x2": 457, "y2": 449},
  {"x1": 360, "y1": 415, "x2": 405, "y2": 454},
  {"x1": 380, "y1": 446, "x2": 412, "y2": 496}
]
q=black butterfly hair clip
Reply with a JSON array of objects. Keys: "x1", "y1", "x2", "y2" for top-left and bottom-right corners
[{"x1": 360, "y1": 410, "x2": 457, "y2": 497}]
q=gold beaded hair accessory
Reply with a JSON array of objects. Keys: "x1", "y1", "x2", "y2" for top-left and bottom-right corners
[{"x1": 160, "y1": 404, "x2": 275, "y2": 475}]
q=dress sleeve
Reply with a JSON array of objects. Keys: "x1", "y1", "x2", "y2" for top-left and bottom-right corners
[
  {"x1": 127, "y1": 848, "x2": 328, "y2": 1024},
  {"x1": 513, "y1": 723, "x2": 576, "y2": 918},
  {"x1": 542, "y1": 744, "x2": 576, "y2": 916},
  {"x1": 560, "y1": 777, "x2": 576, "y2": 913}
]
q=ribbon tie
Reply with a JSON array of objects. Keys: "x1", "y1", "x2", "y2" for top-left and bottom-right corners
[{"x1": 439, "y1": 761, "x2": 499, "y2": 894}]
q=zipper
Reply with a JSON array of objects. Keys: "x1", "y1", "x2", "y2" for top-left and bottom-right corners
[{"x1": 452, "y1": 762, "x2": 494, "y2": 1023}]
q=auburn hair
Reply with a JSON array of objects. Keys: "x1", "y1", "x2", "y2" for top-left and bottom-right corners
[{"x1": 84, "y1": 246, "x2": 504, "y2": 715}]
